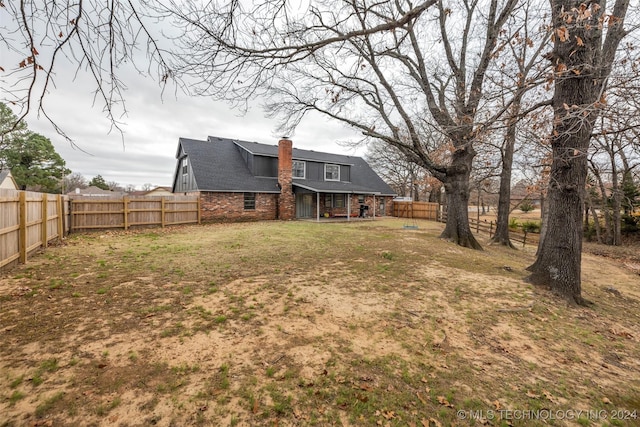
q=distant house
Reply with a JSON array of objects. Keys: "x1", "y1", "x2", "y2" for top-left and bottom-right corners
[
  {"x1": 171, "y1": 136, "x2": 396, "y2": 221},
  {"x1": 0, "y1": 170, "x2": 18, "y2": 190},
  {"x1": 68, "y1": 186, "x2": 125, "y2": 198},
  {"x1": 128, "y1": 186, "x2": 173, "y2": 197},
  {"x1": 510, "y1": 180, "x2": 542, "y2": 208},
  {"x1": 143, "y1": 186, "x2": 173, "y2": 197}
]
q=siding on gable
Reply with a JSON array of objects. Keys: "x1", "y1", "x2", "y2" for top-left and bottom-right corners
[
  {"x1": 340, "y1": 164, "x2": 350, "y2": 182},
  {"x1": 174, "y1": 156, "x2": 198, "y2": 192},
  {"x1": 301, "y1": 161, "x2": 351, "y2": 182},
  {"x1": 254, "y1": 156, "x2": 277, "y2": 177}
]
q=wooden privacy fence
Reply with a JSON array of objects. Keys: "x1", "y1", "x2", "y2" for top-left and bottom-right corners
[
  {"x1": 392, "y1": 201, "x2": 440, "y2": 221},
  {"x1": 0, "y1": 189, "x2": 68, "y2": 269},
  {"x1": 70, "y1": 195, "x2": 200, "y2": 231}
]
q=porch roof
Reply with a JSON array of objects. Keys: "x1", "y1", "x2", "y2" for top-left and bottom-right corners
[{"x1": 293, "y1": 180, "x2": 392, "y2": 195}]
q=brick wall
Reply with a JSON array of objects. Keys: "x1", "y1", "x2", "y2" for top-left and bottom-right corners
[
  {"x1": 277, "y1": 139, "x2": 295, "y2": 220},
  {"x1": 198, "y1": 192, "x2": 277, "y2": 222}
]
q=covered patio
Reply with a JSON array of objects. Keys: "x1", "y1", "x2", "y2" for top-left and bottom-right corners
[{"x1": 293, "y1": 181, "x2": 391, "y2": 222}]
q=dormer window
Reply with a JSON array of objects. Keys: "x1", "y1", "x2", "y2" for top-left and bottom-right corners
[
  {"x1": 325, "y1": 164, "x2": 340, "y2": 181},
  {"x1": 292, "y1": 160, "x2": 306, "y2": 179}
]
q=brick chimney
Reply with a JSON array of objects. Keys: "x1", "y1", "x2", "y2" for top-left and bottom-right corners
[{"x1": 277, "y1": 138, "x2": 295, "y2": 220}]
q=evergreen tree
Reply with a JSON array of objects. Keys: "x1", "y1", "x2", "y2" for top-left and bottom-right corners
[
  {"x1": 0, "y1": 103, "x2": 70, "y2": 193},
  {"x1": 89, "y1": 175, "x2": 110, "y2": 190}
]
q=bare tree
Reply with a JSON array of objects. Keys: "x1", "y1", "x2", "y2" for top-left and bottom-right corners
[
  {"x1": 158, "y1": 0, "x2": 520, "y2": 249},
  {"x1": 481, "y1": 1, "x2": 551, "y2": 247},
  {"x1": 63, "y1": 172, "x2": 88, "y2": 193},
  {"x1": 588, "y1": 86, "x2": 640, "y2": 245},
  {"x1": 366, "y1": 141, "x2": 428, "y2": 200},
  {"x1": 0, "y1": 1, "x2": 170, "y2": 141},
  {"x1": 526, "y1": 0, "x2": 632, "y2": 305}
]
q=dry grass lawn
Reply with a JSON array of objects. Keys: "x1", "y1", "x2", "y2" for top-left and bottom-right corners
[{"x1": 0, "y1": 218, "x2": 638, "y2": 426}]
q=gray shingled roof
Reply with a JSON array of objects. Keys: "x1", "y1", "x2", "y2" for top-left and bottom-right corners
[
  {"x1": 179, "y1": 136, "x2": 395, "y2": 195},
  {"x1": 179, "y1": 137, "x2": 280, "y2": 193}
]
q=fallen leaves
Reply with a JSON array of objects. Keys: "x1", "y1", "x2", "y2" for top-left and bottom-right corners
[
  {"x1": 416, "y1": 391, "x2": 427, "y2": 405},
  {"x1": 543, "y1": 390, "x2": 558, "y2": 404},
  {"x1": 437, "y1": 395, "x2": 454, "y2": 408},
  {"x1": 608, "y1": 328, "x2": 634, "y2": 339}
]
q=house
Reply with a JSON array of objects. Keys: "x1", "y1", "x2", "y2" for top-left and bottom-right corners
[
  {"x1": 128, "y1": 186, "x2": 173, "y2": 197},
  {"x1": 0, "y1": 170, "x2": 18, "y2": 190},
  {"x1": 510, "y1": 180, "x2": 542, "y2": 209},
  {"x1": 171, "y1": 136, "x2": 396, "y2": 221},
  {"x1": 67, "y1": 186, "x2": 125, "y2": 198}
]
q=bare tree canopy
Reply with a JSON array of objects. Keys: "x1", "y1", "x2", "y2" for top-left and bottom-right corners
[
  {"x1": 153, "y1": 0, "x2": 525, "y2": 248},
  {"x1": 0, "y1": 0, "x2": 170, "y2": 139}
]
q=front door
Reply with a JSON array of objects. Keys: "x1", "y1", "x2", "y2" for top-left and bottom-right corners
[{"x1": 296, "y1": 194, "x2": 314, "y2": 218}]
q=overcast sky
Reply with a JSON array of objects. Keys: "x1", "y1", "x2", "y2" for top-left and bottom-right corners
[
  {"x1": 7, "y1": 66, "x2": 365, "y2": 190},
  {"x1": 0, "y1": 6, "x2": 366, "y2": 191}
]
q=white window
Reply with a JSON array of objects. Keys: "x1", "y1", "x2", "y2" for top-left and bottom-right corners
[
  {"x1": 182, "y1": 158, "x2": 189, "y2": 175},
  {"x1": 325, "y1": 164, "x2": 340, "y2": 181},
  {"x1": 292, "y1": 161, "x2": 306, "y2": 179}
]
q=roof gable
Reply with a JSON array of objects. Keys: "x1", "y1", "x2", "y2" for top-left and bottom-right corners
[
  {"x1": 177, "y1": 137, "x2": 279, "y2": 193},
  {"x1": 0, "y1": 170, "x2": 18, "y2": 190}
]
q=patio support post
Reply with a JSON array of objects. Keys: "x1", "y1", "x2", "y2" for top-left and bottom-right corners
[
  {"x1": 347, "y1": 193, "x2": 350, "y2": 222},
  {"x1": 317, "y1": 192, "x2": 320, "y2": 222},
  {"x1": 373, "y1": 195, "x2": 376, "y2": 219}
]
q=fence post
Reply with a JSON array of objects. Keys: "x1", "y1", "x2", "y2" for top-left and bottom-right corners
[
  {"x1": 57, "y1": 195, "x2": 64, "y2": 239},
  {"x1": 41, "y1": 193, "x2": 48, "y2": 248},
  {"x1": 197, "y1": 195, "x2": 202, "y2": 224},
  {"x1": 161, "y1": 197, "x2": 166, "y2": 228},
  {"x1": 19, "y1": 191, "x2": 27, "y2": 264},
  {"x1": 123, "y1": 196, "x2": 129, "y2": 230}
]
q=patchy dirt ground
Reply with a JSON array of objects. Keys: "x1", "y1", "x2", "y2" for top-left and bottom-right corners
[{"x1": 0, "y1": 219, "x2": 638, "y2": 426}]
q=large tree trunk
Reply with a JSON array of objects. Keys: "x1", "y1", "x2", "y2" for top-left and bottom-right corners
[
  {"x1": 440, "y1": 149, "x2": 482, "y2": 250},
  {"x1": 526, "y1": 125, "x2": 591, "y2": 304},
  {"x1": 491, "y1": 161, "x2": 515, "y2": 248},
  {"x1": 491, "y1": 103, "x2": 518, "y2": 248},
  {"x1": 526, "y1": 0, "x2": 629, "y2": 304},
  {"x1": 527, "y1": 1, "x2": 595, "y2": 304}
]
